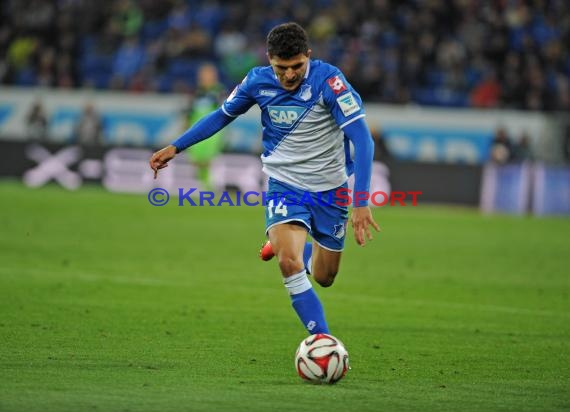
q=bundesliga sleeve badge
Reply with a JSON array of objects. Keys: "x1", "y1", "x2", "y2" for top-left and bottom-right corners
[
  {"x1": 327, "y1": 76, "x2": 347, "y2": 94},
  {"x1": 336, "y1": 92, "x2": 360, "y2": 116}
]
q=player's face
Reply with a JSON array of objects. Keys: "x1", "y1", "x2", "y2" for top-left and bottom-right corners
[{"x1": 269, "y1": 51, "x2": 311, "y2": 91}]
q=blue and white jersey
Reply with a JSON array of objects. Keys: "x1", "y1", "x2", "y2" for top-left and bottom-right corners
[{"x1": 221, "y1": 59, "x2": 365, "y2": 192}]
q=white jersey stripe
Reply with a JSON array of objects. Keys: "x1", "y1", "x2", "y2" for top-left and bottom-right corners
[{"x1": 339, "y1": 114, "x2": 366, "y2": 129}]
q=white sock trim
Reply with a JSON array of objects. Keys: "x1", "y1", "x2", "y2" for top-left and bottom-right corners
[{"x1": 283, "y1": 270, "x2": 311, "y2": 296}]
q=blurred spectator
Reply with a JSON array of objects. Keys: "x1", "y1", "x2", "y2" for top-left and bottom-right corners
[
  {"x1": 110, "y1": 36, "x2": 146, "y2": 89},
  {"x1": 186, "y1": 63, "x2": 226, "y2": 189},
  {"x1": 563, "y1": 125, "x2": 570, "y2": 164},
  {"x1": 183, "y1": 26, "x2": 214, "y2": 59},
  {"x1": 55, "y1": 53, "x2": 75, "y2": 88},
  {"x1": 371, "y1": 127, "x2": 392, "y2": 161},
  {"x1": 470, "y1": 69, "x2": 501, "y2": 108},
  {"x1": 74, "y1": 103, "x2": 105, "y2": 146},
  {"x1": 111, "y1": 0, "x2": 143, "y2": 38},
  {"x1": 489, "y1": 126, "x2": 514, "y2": 164},
  {"x1": 214, "y1": 23, "x2": 247, "y2": 58},
  {"x1": 0, "y1": 0, "x2": 568, "y2": 112},
  {"x1": 512, "y1": 132, "x2": 534, "y2": 162},
  {"x1": 26, "y1": 100, "x2": 48, "y2": 142},
  {"x1": 36, "y1": 47, "x2": 56, "y2": 87},
  {"x1": 168, "y1": 1, "x2": 192, "y2": 31},
  {"x1": 7, "y1": 34, "x2": 39, "y2": 85}
]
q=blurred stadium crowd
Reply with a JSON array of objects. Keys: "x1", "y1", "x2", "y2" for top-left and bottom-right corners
[{"x1": 1, "y1": 0, "x2": 569, "y2": 111}]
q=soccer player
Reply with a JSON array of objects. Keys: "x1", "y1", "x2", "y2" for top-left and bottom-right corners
[
  {"x1": 186, "y1": 63, "x2": 227, "y2": 189},
  {"x1": 150, "y1": 22, "x2": 380, "y2": 335}
]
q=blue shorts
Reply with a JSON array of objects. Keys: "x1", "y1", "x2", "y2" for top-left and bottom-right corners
[{"x1": 264, "y1": 178, "x2": 349, "y2": 251}]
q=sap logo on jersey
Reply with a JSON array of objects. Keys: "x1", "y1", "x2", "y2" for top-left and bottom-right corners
[{"x1": 268, "y1": 106, "x2": 306, "y2": 128}]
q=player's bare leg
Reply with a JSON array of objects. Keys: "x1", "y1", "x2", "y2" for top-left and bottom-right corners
[
  {"x1": 310, "y1": 242, "x2": 342, "y2": 287},
  {"x1": 267, "y1": 223, "x2": 307, "y2": 277}
]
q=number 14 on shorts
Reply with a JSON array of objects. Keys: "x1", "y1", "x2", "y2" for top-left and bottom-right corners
[{"x1": 267, "y1": 199, "x2": 288, "y2": 218}]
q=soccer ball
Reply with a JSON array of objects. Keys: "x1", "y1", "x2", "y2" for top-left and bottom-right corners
[{"x1": 295, "y1": 333, "x2": 350, "y2": 384}]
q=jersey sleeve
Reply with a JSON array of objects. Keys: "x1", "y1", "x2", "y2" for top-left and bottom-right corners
[
  {"x1": 321, "y1": 71, "x2": 366, "y2": 128},
  {"x1": 221, "y1": 71, "x2": 256, "y2": 117}
]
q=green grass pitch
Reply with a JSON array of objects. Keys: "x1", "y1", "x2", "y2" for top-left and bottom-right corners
[{"x1": 0, "y1": 181, "x2": 569, "y2": 412}]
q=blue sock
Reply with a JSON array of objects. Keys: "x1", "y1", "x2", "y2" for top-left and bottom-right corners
[
  {"x1": 303, "y1": 242, "x2": 313, "y2": 275},
  {"x1": 284, "y1": 270, "x2": 329, "y2": 334}
]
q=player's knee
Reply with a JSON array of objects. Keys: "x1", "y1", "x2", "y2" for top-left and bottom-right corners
[
  {"x1": 314, "y1": 271, "x2": 337, "y2": 288},
  {"x1": 277, "y1": 254, "x2": 304, "y2": 276}
]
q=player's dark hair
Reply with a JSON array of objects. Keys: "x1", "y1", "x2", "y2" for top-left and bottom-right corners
[{"x1": 267, "y1": 22, "x2": 309, "y2": 59}]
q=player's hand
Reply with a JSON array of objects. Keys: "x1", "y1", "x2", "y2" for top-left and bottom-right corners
[
  {"x1": 350, "y1": 206, "x2": 380, "y2": 246},
  {"x1": 149, "y1": 145, "x2": 177, "y2": 179}
]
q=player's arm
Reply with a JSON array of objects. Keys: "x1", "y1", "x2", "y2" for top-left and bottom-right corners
[
  {"x1": 150, "y1": 72, "x2": 256, "y2": 179},
  {"x1": 342, "y1": 118, "x2": 381, "y2": 246},
  {"x1": 149, "y1": 108, "x2": 234, "y2": 179}
]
